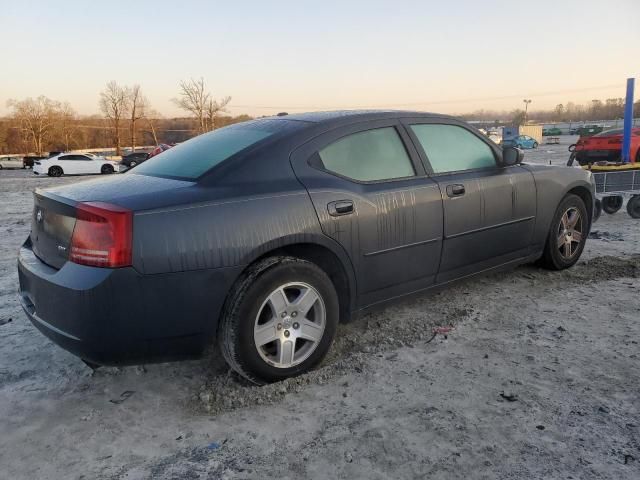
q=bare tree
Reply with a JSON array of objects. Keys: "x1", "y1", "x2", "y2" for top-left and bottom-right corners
[
  {"x1": 144, "y1": 108, "x2": 162, "y2": 146},
  {"x1": 6, "y1": 96, "x2": 61, "y2": 154},
  {"x1": 128, "y1": 85, "x2": 148, "y2": 151},
  {"x1": 205, "y1": 95, "x2": 231, "y2": 131},
  {"x1": 173, "y1": 78, "x2": 230, "y2": 133},
  {"x1": 99, "y1": 81, "x2": 130, "y2": 155},
  {"x1": 54, "y1": 102, "x2": 77, "y2": 151},
  {"x1": 173, "y1": 78, "x2": 209, "y2": 133}
]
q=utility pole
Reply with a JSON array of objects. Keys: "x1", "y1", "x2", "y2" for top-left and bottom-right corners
[
  {"x1": 523, "y1": 99, "x2": 532, "y2": 124},
  {"x1": 621, "y1": 78, "x2": 635, "y2": 163}
]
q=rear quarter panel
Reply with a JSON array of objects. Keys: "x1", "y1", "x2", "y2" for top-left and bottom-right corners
[{"x1": 132, "y1": 191, "x2": 326, "y2": 274}]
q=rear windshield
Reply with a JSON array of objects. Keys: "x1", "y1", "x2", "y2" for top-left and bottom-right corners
[{"x1": 132, "y1": 119, "x2": 294, "y2": 179}]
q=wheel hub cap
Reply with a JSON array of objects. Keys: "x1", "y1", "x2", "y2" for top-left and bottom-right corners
[
  {"x1": 557, "y1": 207, "x2": 583, "y2": 260},
  {"x1": 253, "y1": 282, "x2": 326, "y2": 369}
]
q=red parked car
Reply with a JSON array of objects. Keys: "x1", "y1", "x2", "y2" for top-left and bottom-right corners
[
  {"x1": 574, "y1": 127, "x2": 640, "y2": 165},
  {"x1": 148, "y1": 143, "x2": 173, "y2": 159}
]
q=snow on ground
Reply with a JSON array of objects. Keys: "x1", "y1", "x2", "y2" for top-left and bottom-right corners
[{"x1": 0, "y1": 138, "x2": 639, "y2": 479}]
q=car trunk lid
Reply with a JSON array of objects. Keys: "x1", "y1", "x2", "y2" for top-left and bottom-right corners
[{"x1": 30, "y1": 190, "x2": 78, "y2": 269}]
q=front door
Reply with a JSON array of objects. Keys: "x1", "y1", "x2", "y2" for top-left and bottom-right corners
[
  {"x1": 404, "y1": 120, "x2": 536, "y2": 283},
  {"x1": 291, "y1": 120, "x2": 443, "y2": 307}
]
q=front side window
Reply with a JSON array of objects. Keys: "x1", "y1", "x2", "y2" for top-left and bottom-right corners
[
  {"x1": 317, "y1": 127, "x2": 415, "y2": 182},
  {"x1": 410, "y1": 124, "x2": 496, "y2": 174}
]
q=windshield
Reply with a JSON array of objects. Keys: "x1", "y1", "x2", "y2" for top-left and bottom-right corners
[
  {"x1": 131, "y1": 119, "x2": 296, "y2": 179},
  {"x1": 594, "y1": 128, "x2": 623, "y2": 137}
]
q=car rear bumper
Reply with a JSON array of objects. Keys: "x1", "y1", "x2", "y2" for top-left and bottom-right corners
[{"x1": 17, "y1": 240, "x2": 242, "y2": 365}]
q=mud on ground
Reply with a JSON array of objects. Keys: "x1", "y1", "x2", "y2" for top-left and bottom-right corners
[{"x1": 0, "y1": 151, "x2": 639, "y2": 479}]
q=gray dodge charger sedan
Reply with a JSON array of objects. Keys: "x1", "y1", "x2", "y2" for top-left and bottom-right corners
[{"x1": 17, "y1": 111, "x2": 595, "y2": 383}]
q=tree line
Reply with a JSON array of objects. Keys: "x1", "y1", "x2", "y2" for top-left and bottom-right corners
[
  {"x1": 3, "y1": 88, "x2": 640, "y2": 155},
  {"x1": 463, "y1": 98, "x2": 640, "y2": 125},
  {"x1": 1, "y1": 78, "x2": 241, "y2": 156}
]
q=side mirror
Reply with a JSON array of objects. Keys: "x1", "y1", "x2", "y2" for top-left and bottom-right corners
[{"x1": 502, "y1": 146, "x2": 524, "y2": 166}]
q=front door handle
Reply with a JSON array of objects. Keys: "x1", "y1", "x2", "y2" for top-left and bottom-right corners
[
  {"x1": 446, "y1": 184, "x2": 466, "y2": 197},
  {"x1": 328, "y1": 200, "x2": 354, "y2": 216}
]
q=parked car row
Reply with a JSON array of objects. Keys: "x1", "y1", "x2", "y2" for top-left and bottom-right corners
[
  {"x1": 33, "y1": 153, "x2": 122, "y2": 176},
  {"x1": 1, "y1": 147, "x2": 171, "y2": 176},
  {"x1": 572, "y1": 127, "x2": 640, "y2": 165}
]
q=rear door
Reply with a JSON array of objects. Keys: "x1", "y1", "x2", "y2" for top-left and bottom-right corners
[
  {"x1": 72, "y1": 154, "x2": 99, "y2": 174},
  {"x1": 291, "y1": 119, "x2": 443, "y2": 307},
  {"x1": 403, "y1": 119, "x2": 536, "y2": 283},
  {"x1": 55, "y1": 154, "x2": 75, "y2": 173}
]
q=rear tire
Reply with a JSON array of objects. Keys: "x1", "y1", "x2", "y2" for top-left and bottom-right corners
[
  {"x1": 48, "y1": 166, "x2": 63, "y2": 177},
  {"x1": 627, "y1": 195, "x2": 640, "y2": 219},
  {"x1": 101, "y1": 164, "x2": 114, "y2": 174},
  {"x1": 540, "y1": 194, "x2": 588, "y2": 270},
  {"x1": 218, "y1": 256, "x2": 339, "y2": 384},
  {"x1": 602, "y1": 196, "x2": 623, "y2": 214}
]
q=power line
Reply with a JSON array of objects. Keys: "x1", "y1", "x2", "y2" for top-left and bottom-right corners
[{"x1": 228, "y1": 84, "x2": 625, "y2": 111}]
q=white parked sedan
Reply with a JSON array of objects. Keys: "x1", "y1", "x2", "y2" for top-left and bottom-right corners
[
  {"x1": 0, "y1": 156, "x2": 24, "y2": 170},
  {"x1": 33, "y1": 153, "x2": 120, "y2": 177}
]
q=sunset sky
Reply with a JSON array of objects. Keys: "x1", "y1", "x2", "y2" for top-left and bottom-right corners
[{"x1": 1, "y1": 0, "x2": 638, "y2": 117}]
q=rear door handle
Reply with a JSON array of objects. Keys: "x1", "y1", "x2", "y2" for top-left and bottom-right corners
[
  {"x1": 446, "y1": 184, "x2": 466, "y2": 197},
  {"x1": 328, "y1": 200, "x2": 354, "y2": 216}
]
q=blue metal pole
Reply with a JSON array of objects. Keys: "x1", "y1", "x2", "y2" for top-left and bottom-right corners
[{"x1": 621, "y1": 78, "x2": 634, "y2": 163}]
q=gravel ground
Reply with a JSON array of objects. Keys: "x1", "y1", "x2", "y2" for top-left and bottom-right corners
[{"x1": 1, "y1": 138, "x2": 639, "y2": 479}]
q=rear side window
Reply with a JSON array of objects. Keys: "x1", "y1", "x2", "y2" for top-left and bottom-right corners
[
  {"x1": 317, "y1": 127, "x2": 415, "y2": 182},
  {"x1": 410, "y1": 124, "x2": 496, "y2": 174},
  {"x1": 132, "y1": 121, "x2": 280, "y2": 179}
]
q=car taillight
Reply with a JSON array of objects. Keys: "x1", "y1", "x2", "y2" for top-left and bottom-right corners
[{"x1": 70, "y1": 202, "x2": 132, "y2": 268}]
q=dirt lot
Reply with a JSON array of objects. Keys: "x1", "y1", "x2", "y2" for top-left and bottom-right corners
[{"x1": 1, "y1": 138, "x2": 639, "y2": 479}]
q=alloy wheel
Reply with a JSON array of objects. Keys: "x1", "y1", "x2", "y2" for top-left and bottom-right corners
[
  {"x1": 253, "y1": 282, "x2": 326, "y2": 369},
  {"x1": 556, "y1": 207, "x2": 583, "y2": 259}
]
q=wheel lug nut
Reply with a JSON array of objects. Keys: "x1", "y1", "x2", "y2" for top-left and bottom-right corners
[
  {"x1": 277, "y1": 323, "x2": 283, "y2": 330},
  {"x1": 281, "y1": 312, "x2": 287, "y2": 318},
  {"x1": 284, "y1": 330, "x2": 290, "y2": 338},
  {"x1": 291, "y1": 311, "x2": 298, "y2": 317},
  {"x1": 293, "y1": 322, "x2": 299, "y2": 329}
]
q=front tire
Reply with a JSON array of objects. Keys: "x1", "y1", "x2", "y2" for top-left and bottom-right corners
[
  {"x1": 101, "y1": 164, "x2": 114, "y2": 174},
  {"x1": 532, "y1": 141, "x2": 538, "y2": 148},
  {"x1": 218, "y1": 256, "x2": 339, "y2": 384},
  {"x1": 540, "y1": 194, "x2": 588, "y2": 270}
]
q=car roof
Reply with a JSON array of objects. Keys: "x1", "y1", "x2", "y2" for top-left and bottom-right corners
[{"x1": 268, "y1": 109, "x2": 456, "y2": 126}]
